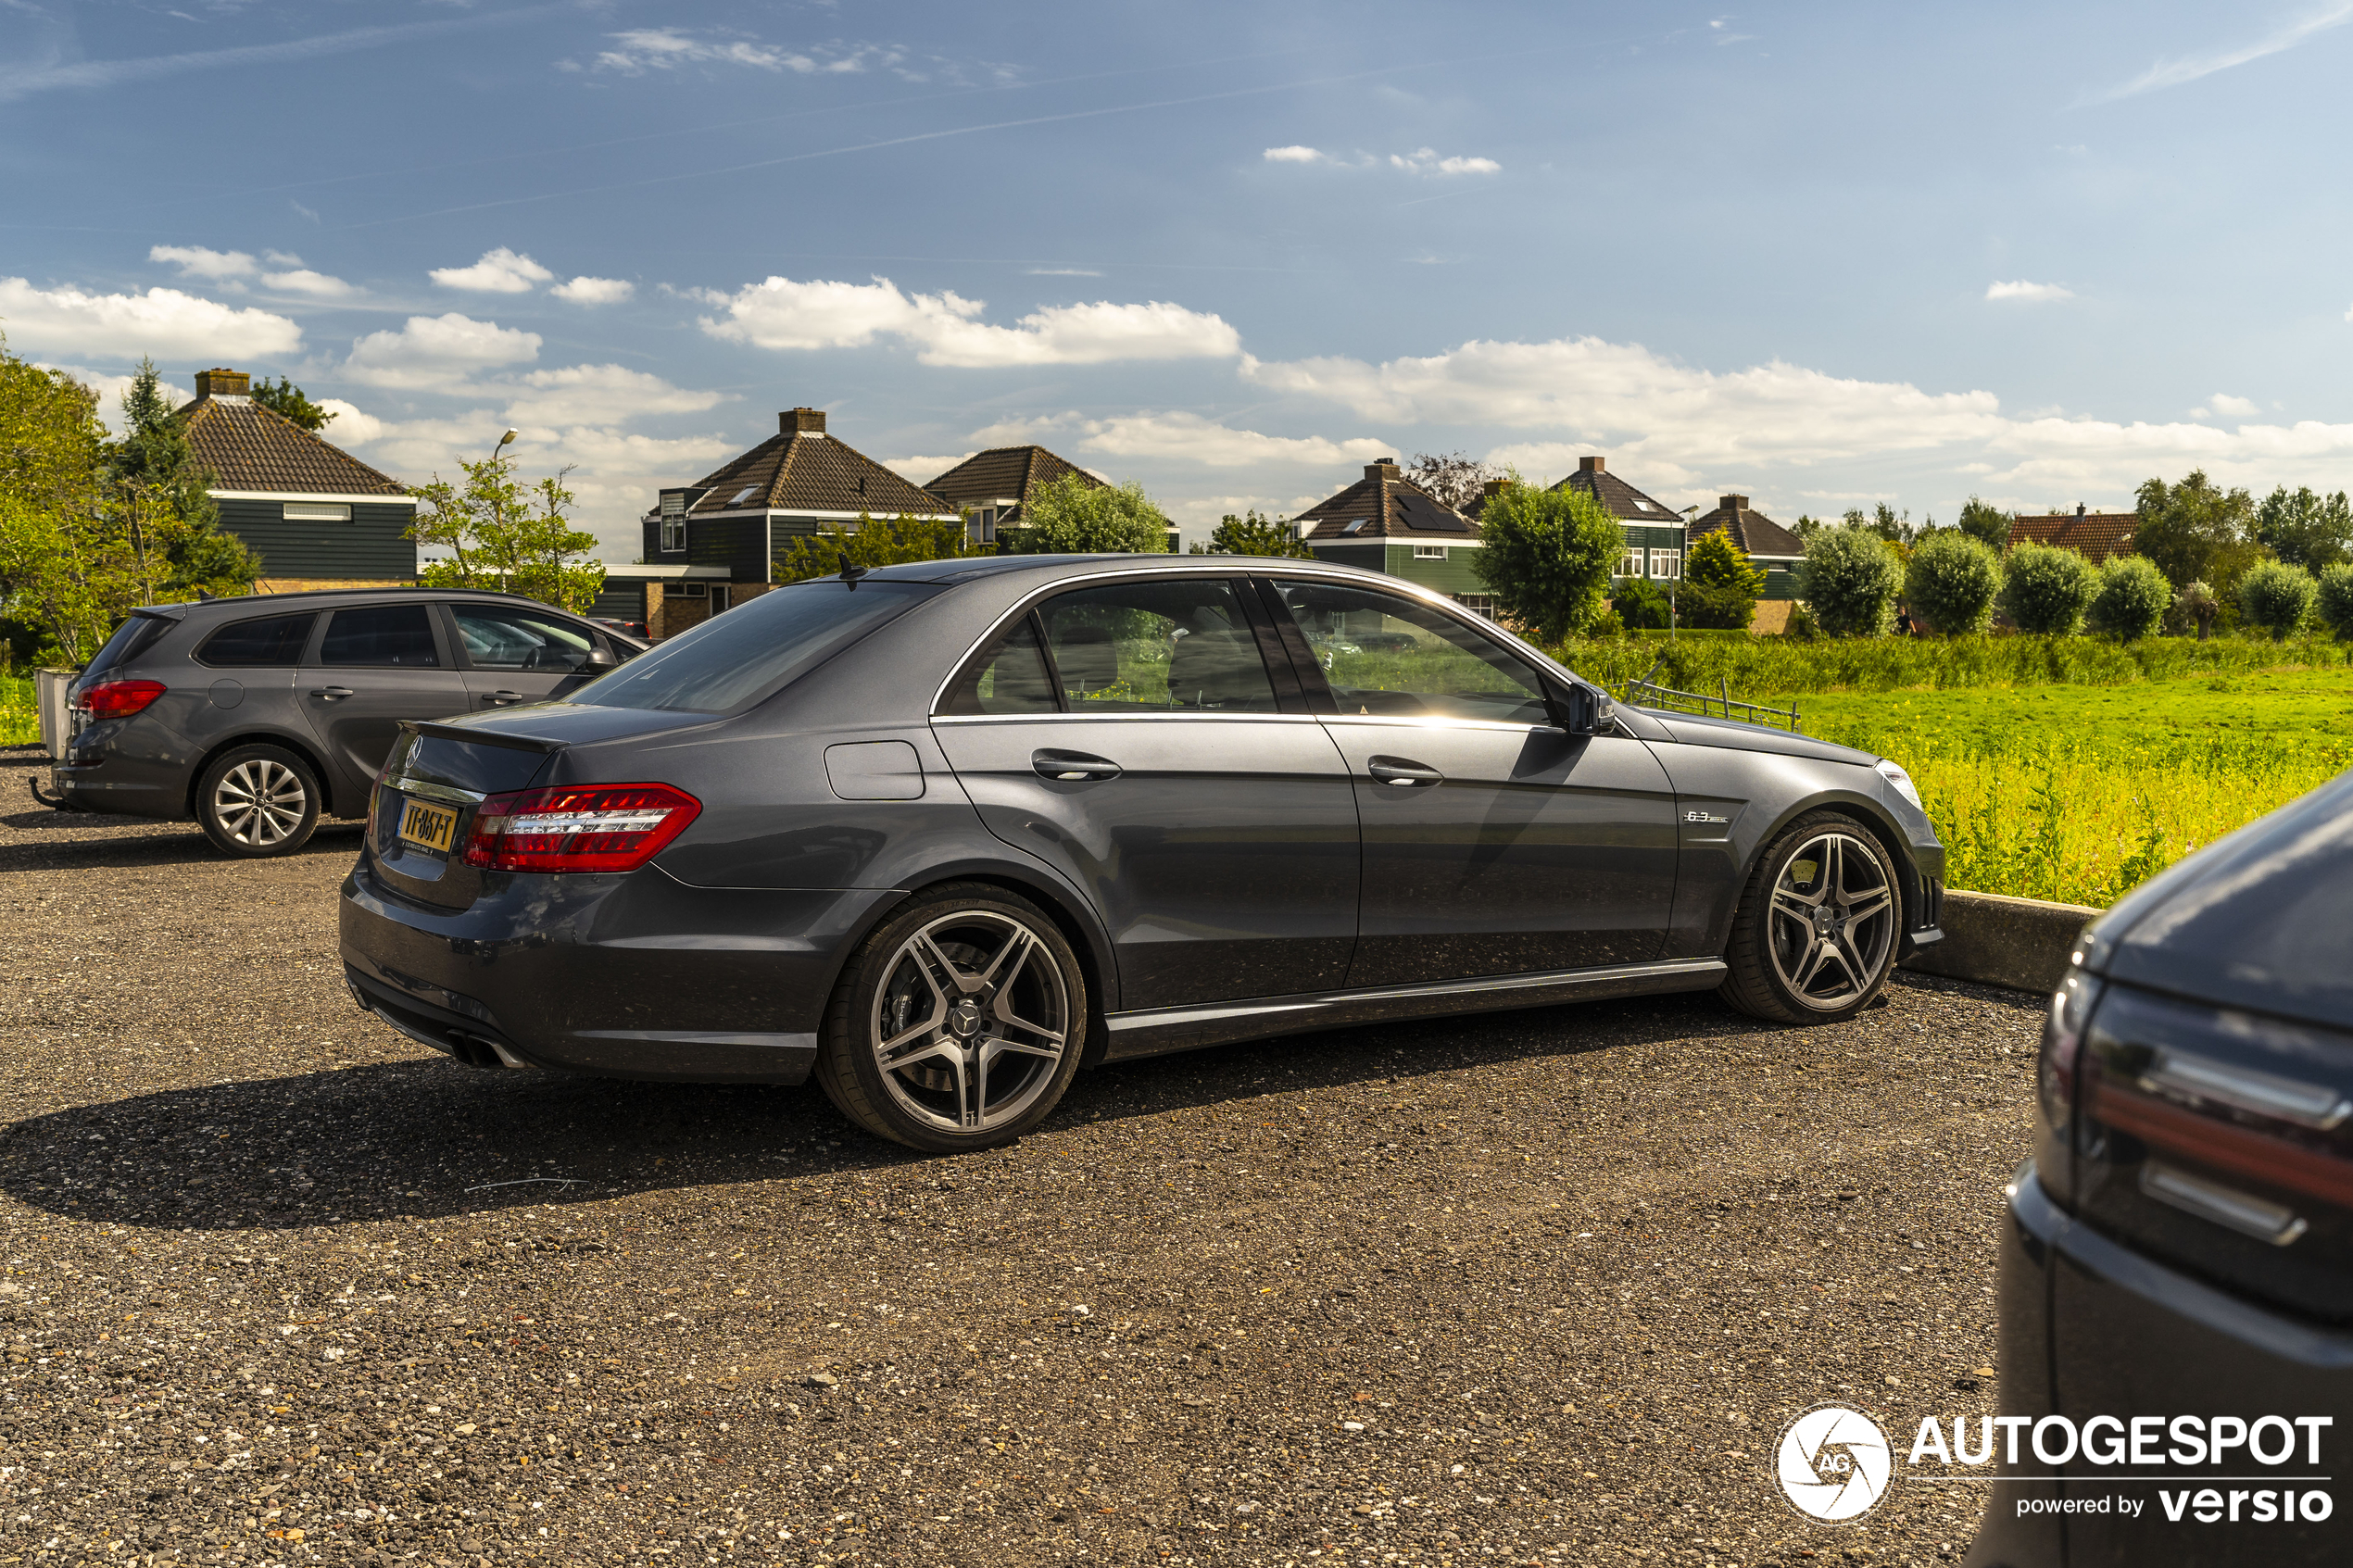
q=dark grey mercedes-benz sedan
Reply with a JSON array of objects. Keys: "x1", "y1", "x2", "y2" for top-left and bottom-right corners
[{"x1": 339, "y1": 555, "x2": 1945, "y2": 1150}]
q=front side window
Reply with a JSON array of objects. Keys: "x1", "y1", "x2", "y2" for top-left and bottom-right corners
[
  {"x1": 571, "y1": 580, "x2": 938, "y2": 713},
  {"x1": 1038, "y1": 578, "x2": 1277, "y2": 713},
  {"x1": 453, "y1": 606, "x2": 598, "y2": 671},
  {"x1": 1265, "y1": 578, "x2": 1550, "y2": 725},
  {"x1": 318, "y1": 604, "x2": 439, "y2": 667},
  {"x1": 198, "y1": 611, "x2": 316, "y2": 667}
]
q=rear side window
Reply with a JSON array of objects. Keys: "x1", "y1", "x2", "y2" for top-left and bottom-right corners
[
  {"x1": 81, "y1": 613, "x2": 175, "y2": 681},
  {"x1": 318, "y1": 604, "x2": 440, "y2": 667},
  {"x1": 197, "y1": 612, "x2": 316, "y2": 667},
  {"x1": 569, "y1": 580, "x2": 939, "y2": 713},
  {"x1": 939, "y1": 616, "x2": 1058, "y2": 715}
]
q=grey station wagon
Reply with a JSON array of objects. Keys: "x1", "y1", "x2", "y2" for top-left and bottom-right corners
[
  {"x1": 336, "y1": 555, "x2": 1947, "y2": 1152},
  {"x1": 48, "y1": 588, "x2": 644, "y2": 856}
]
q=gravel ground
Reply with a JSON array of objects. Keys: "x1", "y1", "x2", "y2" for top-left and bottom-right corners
[{"x1": 0, "y1": 745, "x2": 2040, "y2": 1568}]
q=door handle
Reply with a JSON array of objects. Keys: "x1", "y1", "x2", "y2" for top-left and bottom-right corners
[
  {"x1": 310, "y1": 685, "x2": 355, "y2": 701},
  {"x1": 1366, "y1": 756, "x2": 1444, "y2": 787},
  {"x1": 484, "y1": 690, "x2": 524, "y2": 706},
  {"x1": 1033, "y1": 749, "x2": 1121, "y2": 782}
]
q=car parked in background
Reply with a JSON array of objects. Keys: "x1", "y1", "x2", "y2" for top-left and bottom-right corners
[
  {"x1": 1969, "y1": 768, "x2": 2353, "y2": 1568},
  {"x1": 338, "y1": 554, "x2": 1945, "y2": 1152},
  {"x1": 593, "y1": 616, "x2": 649, "y2": 641},
  {"x1": 53, "y1": 588, "x2": 645, "y2": 858}
]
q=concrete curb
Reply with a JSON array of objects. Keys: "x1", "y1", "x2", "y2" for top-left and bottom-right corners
[{"x1": 1901, "y1": 889, "x2": 2101, "y2": 996}]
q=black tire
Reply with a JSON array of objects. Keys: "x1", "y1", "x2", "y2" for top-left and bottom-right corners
[
  {"x1": 195, "y1": 744, "x2": 322, "y2": 859},
  {"x1": 813, "y1": 884, "x2": 1088, "y2": 1153},
  {"x1": 1718, "y1": 809, "x2": 1903, "y2": 1024}
]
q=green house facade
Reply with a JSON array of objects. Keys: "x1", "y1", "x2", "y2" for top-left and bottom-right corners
[{"x1": 1296, "y1": 459, "x2": 1493, "y2": 613}]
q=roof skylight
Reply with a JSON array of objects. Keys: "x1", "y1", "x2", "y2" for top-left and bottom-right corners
[{"x1": 728, "y1": 485, "x2": 760, "y2": 507}]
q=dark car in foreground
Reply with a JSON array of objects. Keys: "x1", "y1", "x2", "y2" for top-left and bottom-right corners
[
  {"x1": 339, "y1": 555, "x2": 1944, "y2": 1151},
  {"x1": 1968, "y1": 769, "x2": 2353, "y2": 1567},
  {"x1": 50, "y1": 588, "x2": 645, "y2": 857}
]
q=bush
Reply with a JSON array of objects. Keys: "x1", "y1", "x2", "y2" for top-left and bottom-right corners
[
  {"x1": 1470, "y1": 481, "x2": 1624, "y2": 640},
  {"x1": 2085, "y1": 555, "x2": 2171, "y2": 642},
  {"x1": 2318, "y1": 562, "x2": 2353, "y2": 641},
  {"x1": 1999, "y1": 542, "x2": 2099, "y2": 634},
  {"x1": 1904, "y1": 531, "x2": 2003, "y2": 634},
  {"x1": 1794, "y1": 524, "x2": 1900, "y2": 636},
  {"x1": 1681, "y1": 530, "x2": 1767, "y2": 629},
  {"x1": 2238, "y1": 559, "x2": 2318, "y2": 641},
  {"x1": 1612, "y1": 576, "x2": 1674, "y2": 630},
  {"x1": 1011, "y1": 474, "x2": 1171, "y2": 553}
]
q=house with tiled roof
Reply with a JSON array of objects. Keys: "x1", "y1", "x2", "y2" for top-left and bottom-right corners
[
  {"x1": 1298, "y1": 458, "x2": 1490, "y2": 610},
  {"x1": 2009, "y1": 504, "x2": 2136, "y2": 562},
  {"x1": 176, "y1": 367, "x2": 416, "y2": 591},
  {"x1": 1686, "y1": 494, "x2": 1806, "y2": 601},
  {"x1": 1554, "y1": 456, "x2": 1691, "y2": 587},
  {"x1": 642, "y1": 408, "x2": 959, "y2": 588}
]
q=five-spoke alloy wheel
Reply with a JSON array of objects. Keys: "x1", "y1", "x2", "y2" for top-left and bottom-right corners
[
  {"x1": 817, "y1": 885, "x2": 1086, "y2": 1151},
  {"x1": 195, "y1": 744, "x2": 322, "y2": 858},
  {"x1": 1719, "y1": 810, "x2": 1903, "y2": 1023}
]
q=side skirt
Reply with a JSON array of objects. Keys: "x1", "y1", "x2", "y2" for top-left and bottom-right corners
[{"x1": 1100, "y1": 957, "x2": 1729, "y2": 1062}]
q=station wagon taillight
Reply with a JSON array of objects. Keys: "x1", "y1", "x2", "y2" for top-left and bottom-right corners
[
  {"x1": 72, "y1": 679, "x2": 167, "y2": 720},
  {"x1": 460, "y1": 783, "x2": 700, "y2": 873}
]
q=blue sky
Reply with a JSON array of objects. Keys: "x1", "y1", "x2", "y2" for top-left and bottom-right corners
[{"x1": 9, "y1": 1, "x2": 2353, "y2": 554}]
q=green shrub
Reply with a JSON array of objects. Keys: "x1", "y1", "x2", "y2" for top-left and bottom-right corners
[
  {"x1": 1682, "y1": 531, "x2": 1767, "y2": 629},
  {"x1": 2239, "y1": 559, "x2": 2319, "y2": 641},
  {"x1": 2086, "y1": 555, "x2": 2171, "y2": 642},
  {"x1": 1471, "y1": 481, "x2": 1623, "y2": 640},
  {"x1": 1904, "y1": 531, "x2": 2003, "y2": 634},
  {"x1": 1611, "y1": 575, "x2": 1674, "y2": 630},
  {"x1": 2318, "y1": 562, "x2": 2353, "y2": 641},
  {"x1": 1794, "y1": 524, "x2": 1899, "y2": 636},
  {"x1": 1010, "y1": 474, "x2": 1172, "y2": 554},
  {"x1": 2000, "y1": 542, "x2": 2099, "y2": 634}
]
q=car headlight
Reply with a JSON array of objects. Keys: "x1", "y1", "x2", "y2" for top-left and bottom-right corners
[{"x1": 1875, "y1": 758, "x2": 1921, "y2": 809}]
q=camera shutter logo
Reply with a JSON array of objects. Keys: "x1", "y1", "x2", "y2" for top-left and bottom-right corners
[{"x1": 1776, "y1": 1405, "x2": 1894, "y2": 1523}]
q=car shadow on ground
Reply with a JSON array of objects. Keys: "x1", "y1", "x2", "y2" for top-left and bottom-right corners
[
  {"x1": 0, "y1": 747, "x2": 365, "y2": 869},
  {"x1": 0, "y1": 989, "x2": 1770, "y2": 1235}
]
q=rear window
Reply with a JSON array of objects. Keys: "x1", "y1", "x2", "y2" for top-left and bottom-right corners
[
  {"x1": 568, "y1": 581, "x2": 940, "y2": 714},
  {"x1": 81, "y1": 613, "x2": 176, "y2": 681},
  {"x1": 197, "y1": 611, "x2": 316, "y2": 667}
]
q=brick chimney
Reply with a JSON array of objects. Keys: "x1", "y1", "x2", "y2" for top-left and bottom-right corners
[
  {"x1": 1482, "y1": 478, "x2": 1507, "y2": 497},
  {"x1": 782, "y1": 407, "x2": 827, "y2": 434},
  {"x1": 194, "y1": 368, "x2": 249, "y2": 400},
  {"x1": 1579, "y1": 456, "x2": 1605, "y2": 473},
  {"x1": 1363, "y1": 458, "x2": 1400, "y2": 482},
  {"x1": 1720, "y1": 495, "x2": 1749, "y2": 512},
  {"x1": 2076, "y1": 502, "x2": 2087, "y2": 519}
]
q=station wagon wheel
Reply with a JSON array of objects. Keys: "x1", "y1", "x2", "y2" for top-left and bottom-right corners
[
  {"x1": 195, "y1": 744, "x2": 322, "y2": 859},
  {"x1": 1718, "y1": 811, "x2": 1902, "y2": 1024},
  {"x1": 816, "y1": 885, "x2": 1088, "y2": 1152}
]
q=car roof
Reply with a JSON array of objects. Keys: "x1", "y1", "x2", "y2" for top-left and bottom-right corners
[
  {"x1": 132, "y1": 587, "x2": 610, "y2": 619},
  {"x1": 842, "y1": 553, "x2": 1407, "y2": 589}
]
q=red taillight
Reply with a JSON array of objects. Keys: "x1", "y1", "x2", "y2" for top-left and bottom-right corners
[
  {"x1": 73, "y1": 679, "x2": 167, "y2": 720},
  {"x1": 460, "y1": 783, "x2": 700, "y2": 873}
]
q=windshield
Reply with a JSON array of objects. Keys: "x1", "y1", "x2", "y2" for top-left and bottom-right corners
[{"x1": 566, "y1": 580, "x2": 939, "y2": 713}]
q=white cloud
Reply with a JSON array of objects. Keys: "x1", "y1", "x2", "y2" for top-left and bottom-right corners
[
  {"x1": 589, "y1": 29, "x2": 887, "y2": 76},
  {"x1": 1263, "y1": 145, "x2": 1328, "y2": 164},
  {"x1": 149, "y1": 245, "x2": 256, "y2": 280},
  {"x1": 500, "y1": 365, "x2": 724, "y2": 425},
  {"x1": 1986, "y1": 280, "x2": 2074, "y2": 302},
  {"x1": 1066, "y1": 412, "x2": 1391, "y2": 470},
  {"x1": 696, "y1": 275, "x2": 1240, "y2": 367},
  {"x1": 0, "y1": 278, "x2": 302, "y2": 360},
  {"x1": 342, "y1": 313, "x2": 541, "y2": 389},
  {"x1": 429, "y1": 247, "x2": 555, "y2": 294},
  {"x1": 549, "y1": 275, "x2": 635, "y2": 305},
  {"x1": 260, "y1": 269, "x2": 358, "y2": 300},
  {"x1": 312, "y1": 399, "x2": 382, "y2": 444},
  {"x1": 1390, "y1": 147, "x2": 1501, "y2": 176},
  {"x1": 2195, "y1": 393, "x2": 2262, "y2": 420},
  {"x1": 2084, "y1": 4, "x2": 2353, "y2": 104},
  {"x1": 264, "y1": 250, "x2": 305, "y2": 266}
]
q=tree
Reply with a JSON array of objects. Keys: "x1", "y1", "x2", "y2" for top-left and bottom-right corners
[
  {"x1": 1007, "y1": 474, "x2": 1170, "y2": 554},
  {"x1": 1405, "y1": 450, "x2": 1504, "y2": 513},
  {"x1": 1191, "y1": 509, "x2": 1313, "y2": 558},
  {"x1": 1843, "y1": 502, "x2": 1923, "y2": 546},
  {"x1": 776, "y1": 513, "x2": 989, "y2": 581},
  {"x1": 250, "y1": 376, "x2": 336, "y2": 433},
  {"x1": 1999, "y1": 541, "x2": 2099, "y2": 634},
  {"x1": 2135, "y1": 472, "x2": 2264, "y2": 616},
  {"x1": 1904, "y1": 530, "x2": 2003, "y2": 633},
  {"x1": 409, "y1": 458, "x2": 604, "y2": 613},
  {"x1": 1611, "y1": 576, "x2": 1674, "y2": 631},
  {"x1": 1957, "y1": 495, "x2": 2012, "y2": 551},
  {"x1": 2237, "y1": 559, "x2": 2317, "y2": 642},
  {"x1": 107, "y1": 359, "x2": 260, "y2": 601},
  {"x1": 2174, "y1": 579, "x2": 2220, "y2": 641},
  {"x1": 2316, "y1": 562, "x2": 2353, "y2": 641},
  {"x1": 2085, "y1": 555, "x2": 2171, "y2": 642},
  {"x1": 1680, "y1": 528, "x2": 1767, "y2": 630},
  {"x1": 0, "y1": 342, "x2": 122, "y2": 662},
  {"x1": 2252, "y1": 485, "x2": 2353, "y2": 571},
  {"x1": 1794, "y1": 524, "x2": 1900, "y2": 636},
  {"x1": 1468, "y1": 480, "x2": 1622, "y2": 641}
]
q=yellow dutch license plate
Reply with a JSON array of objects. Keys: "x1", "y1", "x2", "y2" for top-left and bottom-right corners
[{"x1": 396, "y1": 797, "x2": 459, "y2": 855}]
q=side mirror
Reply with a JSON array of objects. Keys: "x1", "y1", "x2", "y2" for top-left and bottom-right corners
[
  {"x1": 1546, "y1": 679, "x2": 1614, "y2": 735},
  {"x1": 587, "y1": 645, "x2": 617, "y2": 669}
]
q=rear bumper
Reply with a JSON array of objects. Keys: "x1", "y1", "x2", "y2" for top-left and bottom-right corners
[
  {"x1": 1965, "y1": 1164, "x2": 2353, "y2": 1568},
  {"x1": 338, "y1": 858, "x2": 902, "y2": 1084}
]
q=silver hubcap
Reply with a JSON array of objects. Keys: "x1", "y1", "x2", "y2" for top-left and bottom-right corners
[
  {"x1": 871, "y1": 910, "x2": 1069, "y2": 1135},
  {"x1": 210, "y1": 759, "x2": 308, "y2": 847},
  {"x1": 1767, "y1": 832, "x2": 1896, "y2": 1010}
]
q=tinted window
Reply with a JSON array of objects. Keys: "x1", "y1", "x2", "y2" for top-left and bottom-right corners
[
  {"x1": 938, "y1": 616, "x2": 1058, "y2": 715},
  {"x1": 318, "y1": 604, "x2": 440, "y2": 667},
  {"x1": 197, "y1": 612, "x2": 316, "y2": 667},
  {"x1": 81, "y1": 613, "x2": 175, "y2": 681},
  {"x1": 569, "y1": 580, "x2": 939, "y2": 713},
  {"x1": 1036, "y1": 579, "x2": 1277, "y2": 713},
  {"x1": 452, "y1": 606, "x2": 597, "y2": 671},
  {"x1": 1265, "y1": 579, "x2": 1549, "y2": 724}
]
